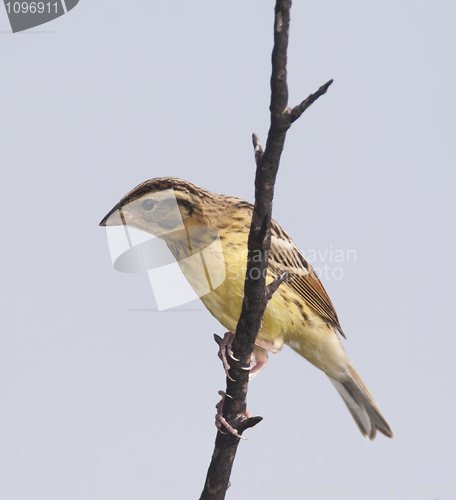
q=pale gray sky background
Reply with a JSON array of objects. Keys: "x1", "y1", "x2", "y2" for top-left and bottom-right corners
[{"x1": 1, "y1": 1, "x2": 455, "y2": 499}]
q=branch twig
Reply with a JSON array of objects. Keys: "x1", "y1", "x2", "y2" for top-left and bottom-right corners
[
  {"x1": 265, "y1": 270, "x2": 289, "y2": 301},
  {"x1": 252, "y1": 133, "x2": 264, "y2": 164},
  {"x1": 288, "y1": 79, "x2": 333, "y2": 124}
]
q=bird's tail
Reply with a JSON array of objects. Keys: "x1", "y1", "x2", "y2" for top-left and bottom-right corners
[{"x1": 328, "y1": 364, "x2": 393, "y2": 440}]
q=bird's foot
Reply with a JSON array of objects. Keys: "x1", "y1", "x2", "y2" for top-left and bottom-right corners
[
  {"x1": 246, "y1": 353, "x2": 267, "y2": 380},
  {"x1": 215, "y1": 391, "x2": 247, "y2": 440},
  {"x1": 215, "y1": 333, "x2": 283, "y2": 381},
  {"x1": 216, "y1": 331, "x2": 238, "y2": 381},
  {"x1": 246, "y1": 339, "x2": 283, "y2": 379},
  {"x1": 254, "y1": 338, "x2": 282, "y2": 354}
]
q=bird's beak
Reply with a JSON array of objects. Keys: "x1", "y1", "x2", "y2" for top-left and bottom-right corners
[{"x1": 99, "y1": 203, "x2": 134, "y2": 227}]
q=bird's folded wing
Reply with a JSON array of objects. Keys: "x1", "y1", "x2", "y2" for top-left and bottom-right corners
[{"x1": 269, "y1": 220, "x2": 345, "y2": 338}]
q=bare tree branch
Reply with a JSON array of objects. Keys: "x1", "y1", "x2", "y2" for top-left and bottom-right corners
[
  {"x1": 288, "y1": 79, "x2": 333, "y2": 124},
  {"x1": 199, "y1": 1, "x2": 332, "y2": 498}
]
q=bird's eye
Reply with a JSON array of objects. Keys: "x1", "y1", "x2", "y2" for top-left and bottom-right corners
[{"x1": 141, "y1": 199, "x2": 156, "y2": 211}]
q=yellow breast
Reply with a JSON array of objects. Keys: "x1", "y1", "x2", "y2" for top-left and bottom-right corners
[{"x1": 199, "y1": 233, "x2": 303, "y2": 351}]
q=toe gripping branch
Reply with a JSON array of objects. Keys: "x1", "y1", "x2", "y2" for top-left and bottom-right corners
[
  {"x1": 213, "y1": 333, "x2": 263, "y2": 439},
  {"x1": 214, "y1": 332, "x2": 239, "y2": 382}
]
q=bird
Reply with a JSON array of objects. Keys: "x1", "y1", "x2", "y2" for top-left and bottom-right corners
[{"x1": 99, "y1": 177, "x2": 393, "y2": 440}]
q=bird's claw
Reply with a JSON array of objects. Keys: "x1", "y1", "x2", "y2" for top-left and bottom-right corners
[
  {"x1": 241, "y1": 353, "x2": 255, "y2": 371},
  {"x1": 216, "y1": 331, "x2": 238, "y2": 381},
  {"x1": 215, "y1": 391, "x2": 247, "y2": 440}
]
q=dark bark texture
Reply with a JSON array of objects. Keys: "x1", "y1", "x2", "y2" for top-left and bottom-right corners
[{"x1": 199, "y1": 1, "x2": 332, "y2": 498}]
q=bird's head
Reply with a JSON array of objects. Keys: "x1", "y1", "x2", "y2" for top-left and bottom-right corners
[{"x1": 99, "y1": 177, "x2": 212, "y2": 238}]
